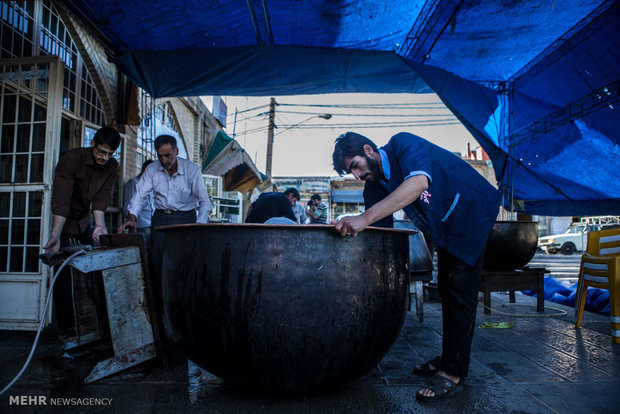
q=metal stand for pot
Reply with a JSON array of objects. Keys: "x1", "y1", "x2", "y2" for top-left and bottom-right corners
[
  {"x1": 480, "y1": 267, "x2": 549, "y2": 314},
  {"x1": 393, "y1": 221, "x2": 434, "y2": 323},
  {"x1": 409, "y1": 272, "x2": 433, "y2": 322},
  {"x1": 42, "y1": 245, "x2": 158, "y2": 383}
]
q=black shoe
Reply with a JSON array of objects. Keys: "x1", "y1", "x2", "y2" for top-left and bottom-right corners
[{"x1": 412, "y1": 356, "x2": 441, "y2": 377}]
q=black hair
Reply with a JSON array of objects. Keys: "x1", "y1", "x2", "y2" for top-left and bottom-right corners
[
  {"x1": 332, "y1": 132, "x2": 378, "y2": 175},
  {"x1": 139, "y1": 159, "x2": 154, "y2": 178},
  {"x1": 283, "y1": 187, "x2": 300, "y2": 200},
  {"x1": 154, "y1": 135, "x2": 178, "y2": 150},
  {"x1": 310, "y1": 193, "x2": 321, "y2": 202},
  {"x1": 93, "y1": 126, "x2": 121, "y2": 150}
]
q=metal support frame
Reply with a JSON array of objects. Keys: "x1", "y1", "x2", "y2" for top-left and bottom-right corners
[
  {"x1": 508, "y1": 79, "x2": 619, "y2": 150},
  {"x1": 398, "y1": 0, "x2": 463, "y2": 62},
  {"x1": 61, "y1": 246, "x2": 157, "y2": 383}
]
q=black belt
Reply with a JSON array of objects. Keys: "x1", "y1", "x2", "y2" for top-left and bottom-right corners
[{"x1": 155, "y1": 209, "x2": 194, "y2": 215}]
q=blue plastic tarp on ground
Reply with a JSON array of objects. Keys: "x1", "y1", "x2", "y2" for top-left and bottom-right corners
[
  {"x1": 67, "y1": 0, "x2": 620, "y2": 216},
  {"x1": 522, "y1": 276, "x2": 610, "y2": 316}
]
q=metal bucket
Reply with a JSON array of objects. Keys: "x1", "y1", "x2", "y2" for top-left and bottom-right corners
[
  {"x1": 483, "y1": 220, "x2": 539, "y2": 271},
  {"x1": 157, "y1": 223, "x2": 410, "y2": 392}
]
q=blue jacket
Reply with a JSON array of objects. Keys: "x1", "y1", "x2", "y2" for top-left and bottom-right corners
[{"x1": 378, "y1": 133, "x2": 500, "y2": 266}]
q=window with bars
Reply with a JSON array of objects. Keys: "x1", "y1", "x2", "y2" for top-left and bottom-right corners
[
  {"x1": 138, "y1": 102, "x2": 188, "y2": 162},
  {"x1": 0, "y1": 190, "x2": 43, "y2": 273},
  {"x1": 0, "y1": 1, "x2": 35, "y2": 59},
  {"x1": 1, "y1": 1, "x2": 105, "y2": 125},
  {"x1": 166, "y1": 107, "x2": 178, "y2": 133},
  {"x1": 1, "y1": 63, "x2": 49, "y2": 185},
  {"x1": 79, "y1": 62, "x2": 104, "y2": 125},
  {"x1": 0, "y1": 1, "x2": 116, "y2": 273},
  {"x1": 40, "y1": 0, "x2": 77, "y2": 114}
]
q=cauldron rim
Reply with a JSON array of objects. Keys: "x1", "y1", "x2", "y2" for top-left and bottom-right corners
[{"x1": 155, "y1": 222, "x2": 416, "y2": 235}]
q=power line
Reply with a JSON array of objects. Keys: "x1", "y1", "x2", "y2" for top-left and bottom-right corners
[
  {"x1": 286, "y1": 123, "x2": 461, "y2": 129},
  {"x1": 228, "y1": 108, "x2": 456, "y2": 128},
  {"x1": 227, "y1": 99, "x2": 462, "y2": 138},
  {"x1": 233, "y1": 103, "x2": 270, "y2": 114},
  {"x1": 234, "y1": 125, "x2": 270, "y2": 135},
  {"x1": 275, "y1": 112, "x2": 324, "y2": 144},
  {"x1": 227, "y1": 111, "x2": 267, "y2": 125},
  {"x1": 275, "y1": 110, "x2": 456, "y2": 118},
  {"x1": 278, "y1": 120, "x2": 460, "y2": 128},
  {"x1": 231, "y1": 120, "x2": 461, "y2": 137},
  {"x1": 277, "y1": 102, "x2": 446, "y2": 108}
]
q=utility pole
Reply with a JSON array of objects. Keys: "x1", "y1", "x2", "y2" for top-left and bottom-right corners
[
  {"x1": 232, "y1": 108, "x2": 237, "y2": 138},
  {"x1": 265, "y1": 97, "x2": 276, "y2": 177}
]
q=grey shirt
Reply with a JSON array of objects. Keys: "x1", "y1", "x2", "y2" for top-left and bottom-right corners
[
  {"x1": 123, "y1": 176, "x2": 153, "y2": 228},
  {"x1": 291, "y1": 203, "x2": 307, "y2": 224}
]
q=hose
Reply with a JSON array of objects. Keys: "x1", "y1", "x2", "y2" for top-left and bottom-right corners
[
  {"x1": 481, "y1": 301, "x2": 568, "y2": 317},
  {"x1": 0, "y1": 249, "x2": 86, "y2": 396}
]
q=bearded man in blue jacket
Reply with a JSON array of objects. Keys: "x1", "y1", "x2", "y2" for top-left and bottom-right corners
[{"x1": 332, "y1": 132, "x2": 500, "y2": 402}]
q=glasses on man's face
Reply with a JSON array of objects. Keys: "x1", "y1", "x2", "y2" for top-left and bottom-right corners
[{"x1": 94, "y1": 146, "x2": 114, "y2": 158}]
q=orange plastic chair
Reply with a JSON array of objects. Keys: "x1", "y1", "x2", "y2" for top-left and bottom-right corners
[{"x1": 574, "y1": 227, "x2": 620, "y2": 343}]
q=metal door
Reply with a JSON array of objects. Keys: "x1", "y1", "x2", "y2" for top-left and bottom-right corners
[{"x1": 0, "y1": 56, "x2": 63, "y2": 330}]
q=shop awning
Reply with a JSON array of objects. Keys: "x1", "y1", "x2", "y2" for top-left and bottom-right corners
[{"x1": 202, "y1": 131, "x2": 263, "y2": 194}]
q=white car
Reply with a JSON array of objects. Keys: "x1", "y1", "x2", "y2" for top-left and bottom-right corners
[{"x1": 537, "y1": 224, "x2": 602, "y2": 255}]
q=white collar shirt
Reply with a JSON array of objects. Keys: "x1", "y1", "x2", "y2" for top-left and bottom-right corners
[{"x1": 127, "y1": 157, "x2": 212, "y2": 223}]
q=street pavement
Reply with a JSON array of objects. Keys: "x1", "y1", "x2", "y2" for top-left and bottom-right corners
[
  {"x1": 2, "y1": 249, "x2": 618, "y2": 413},
  {"x1": 2, "y1": 290, "x2": 618, "y2": 413},
  {"x1": 528, "y1": 251, "x2": 582, "y2": 287}
]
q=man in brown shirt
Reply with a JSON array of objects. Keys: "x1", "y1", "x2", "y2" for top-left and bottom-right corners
[
  {"x1": 44, "y1": 127, "x2": 121, "y2": 252},
  {"x1": 43, "y1": 126, "x2": 121, "y2": 342}
]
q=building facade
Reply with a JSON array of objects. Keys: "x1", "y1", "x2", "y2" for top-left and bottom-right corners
[{"x1": 0, "y1": 1, "x2": 222, "y2": 330}]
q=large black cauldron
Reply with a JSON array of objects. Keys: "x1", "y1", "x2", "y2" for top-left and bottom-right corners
[
  {"x1": 158, "y1": 223, "x2": 410, "y2": 392},
  {"x1": 483, "y1": 221, "x2": 539, "y2": 271}
]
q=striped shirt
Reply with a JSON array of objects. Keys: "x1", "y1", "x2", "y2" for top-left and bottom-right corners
[{"x1": 310, "y1": 202, "x2": 328, "y2": 224}]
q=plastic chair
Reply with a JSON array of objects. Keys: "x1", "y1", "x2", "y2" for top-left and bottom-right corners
[{"x1": 574, "y1": 227, "x2": 620, "y2": 343}]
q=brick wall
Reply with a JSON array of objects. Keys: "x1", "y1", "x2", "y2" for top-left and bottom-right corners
[
  {"x1": 58, "y1": 3, "x2": 221, "y2": 182},
  {"x1": 59, "y1": 9, "x2": 118, "y2": 127},
  {"x1": 167, "y1": 98, "x2": 198, "y2": 163}
]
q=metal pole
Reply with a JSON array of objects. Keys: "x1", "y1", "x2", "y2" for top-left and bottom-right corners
[
  {"x1": 265, "y1": 97, "x2": 276, "y2": 177},
  {"x1": 232, "y1": 108, "x2": 238, "y2": 138}
]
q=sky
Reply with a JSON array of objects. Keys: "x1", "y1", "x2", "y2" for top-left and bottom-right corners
[{"x1": 203, "y1": 93, "x2": 478, "y2": 177}]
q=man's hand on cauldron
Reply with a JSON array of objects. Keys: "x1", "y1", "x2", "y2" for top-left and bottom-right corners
[
  {"x1": 335, "y1": 214, "x2": 369, "y2": 238},
  {"x1": 43, "y1": 233, "x2": 61, "y2": 253},
  {"x1": 91, "y1": 224, "x2": 108, "y2": 244},
  {"x1": 118, "y1": 214, "x2": 138, "y2": 234}
]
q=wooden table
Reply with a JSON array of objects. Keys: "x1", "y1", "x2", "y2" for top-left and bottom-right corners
[{"x1": 480, "y1": 267, "x2": 549, "y2": 314}]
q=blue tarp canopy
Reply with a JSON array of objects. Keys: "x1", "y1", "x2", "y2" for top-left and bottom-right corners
[{"x1": 67, "y1": 0, "x2": 620, "y2": 216}]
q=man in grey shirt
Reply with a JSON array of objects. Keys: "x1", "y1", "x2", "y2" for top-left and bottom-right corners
[
  {"x1": 121, "y1": 135, "x2": 212, "y2": 229},
  {"x1": 291, "y1": 201, "x2": 307, "y2": 224},
  {"x1": 119, "y1": 135, "x2": 212, "y2": 322}
]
